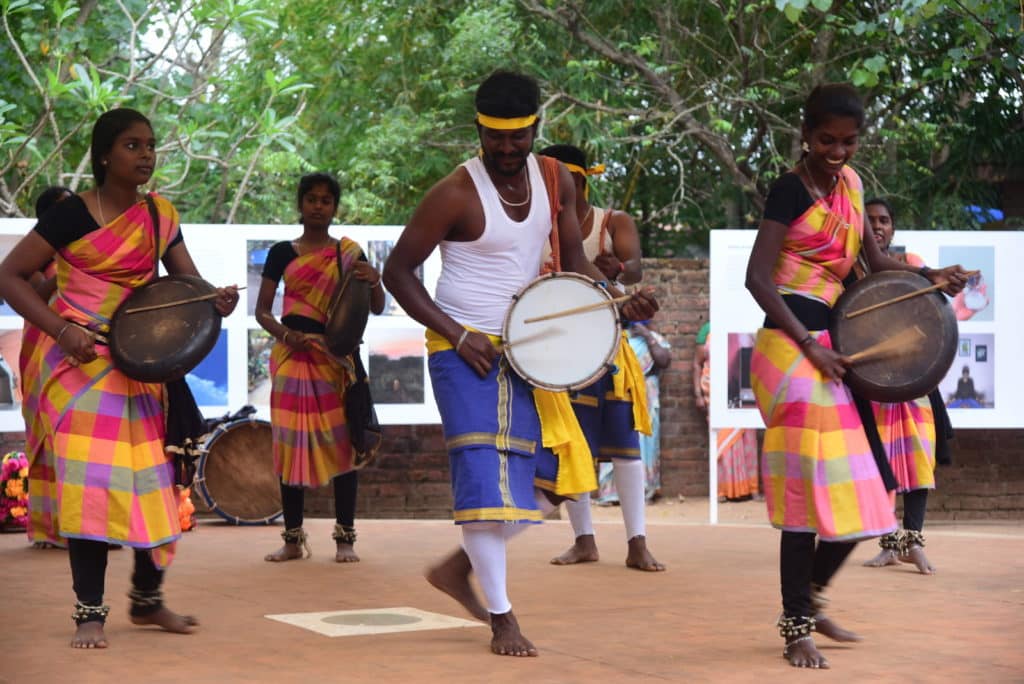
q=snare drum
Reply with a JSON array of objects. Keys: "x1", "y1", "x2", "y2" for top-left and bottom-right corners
[
  {"x1": 502, "y1": 273, "x2": 620, "y2": 391},
  {"x1": 194, "y1": 418, "x2": 282, "y2": 525}
]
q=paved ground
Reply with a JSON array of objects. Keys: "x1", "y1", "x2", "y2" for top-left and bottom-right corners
[{"x1": 3, "y1": 499, "x2": 1023, "y2": 684}]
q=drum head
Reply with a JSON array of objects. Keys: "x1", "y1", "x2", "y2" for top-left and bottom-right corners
[
  {"x1": 831, "y1": 271, "x2": 957, "y2": 402},
  {"x1": 109, "y1": 274, "x2": 221, "y2": 383},
  {"x1": 325, "y1": 271, "x2": 370, "y2": 358},
  {"x1": 195, "y1": 419, "x2": 282, "y2": 525},
  {"x1": 503, "y1": 273, "x2": 620, "y2": 391}
]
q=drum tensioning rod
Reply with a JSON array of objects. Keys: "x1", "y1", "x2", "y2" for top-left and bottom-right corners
[
  {"x1": 844, "y1": 270, "x2": 979, "y2": 320},
  {"x1": 522, "y1": 294, "x2": 633, "y2": 324},
  {"x1": 122, "y1": 286, "x2": 246, "y2": 315}
]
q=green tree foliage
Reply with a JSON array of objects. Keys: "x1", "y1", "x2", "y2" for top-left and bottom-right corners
[{"x1": 1, "y1": 0, "x2": 1020, "y2": 255}]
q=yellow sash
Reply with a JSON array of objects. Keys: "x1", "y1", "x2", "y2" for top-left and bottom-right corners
[{"x1": 610, "y1": 333, "x2": 652, "y2": 436}]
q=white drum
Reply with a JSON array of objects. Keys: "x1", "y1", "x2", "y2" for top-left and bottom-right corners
[{"x1": 502, "y1": 273, "x2": 621, "y2": 391}]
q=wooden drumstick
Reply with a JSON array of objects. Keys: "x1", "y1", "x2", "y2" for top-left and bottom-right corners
[
  {"x1": 500, "y1": 327, "x2": 561, "y2": 351},
  {"x1": 847, "y1": 325, "x2": 925, "y2": 364},
  {"x1": 522, "y1": 294, "x2": 633, "y2": 324},
  {"x1": 123, "y1": 287, "x2": 246, "y2": 315},
  {"x1": 845, "y1": 270, "x2": 980, "y2": 320}
]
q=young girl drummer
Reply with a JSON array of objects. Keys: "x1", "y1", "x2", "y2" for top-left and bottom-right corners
[
  {"x1": 256, "y1": 173, "x2": 384, "y2": 563},
  {"x1": 0, "y1": 108, "x2": 239, "y2": 649}
]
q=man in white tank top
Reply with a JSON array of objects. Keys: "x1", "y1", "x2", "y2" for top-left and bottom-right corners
[
  {"x1": 383, "y1": 71, "x2": 657, "y2": 659},
  {"x1": 539, "y1": 144, "x2": 665, "y2": 573}
]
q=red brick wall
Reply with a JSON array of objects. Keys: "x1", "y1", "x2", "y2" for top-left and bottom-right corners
[{"x1": 5, "y1": 257, "x2": 1022, "y2": 520}]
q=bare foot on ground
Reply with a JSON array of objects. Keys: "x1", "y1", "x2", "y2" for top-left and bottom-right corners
[
  {"x1": 490, "y1": 611, "x2": 538, "y2": 657},
  {"x1": 71, "y1": 622, "x2": 108, "y2": 649},
  {"x1": 863, "y1": 549, "x2": 900, "y2": 567},
  {"x1": 335, "y1": 542, "x2": 360, "y2": 563},
  {"x1": 425, "y1": 548, "x2": 489, "y2": 622},
  {"x1": 814, "y1": 614, "x2": 862, "y2": 642},
  {"x1": 899, "y1": 545, "x2": 935, "y2": 574},
  {"x1": 550, "y1": 534, "x2": 599, "y2": 565},
  {"x1": 784, "y1": 636, "x2": 829, "y2": 669},
  {"x1": 264, "y1": 542, "x2": 304, "y2": 562},
  {"x1": 625, "y1": 535, "x2": 665, "y2": 571},
  {"x1": 130, "y1": 606, "x2": 198, "y2": 633}
]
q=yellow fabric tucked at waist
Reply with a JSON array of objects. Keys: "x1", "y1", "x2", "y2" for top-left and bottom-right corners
[
  {"x1": 611, "y1": 333, "x2": 652, "y2": 436},
  {"x1": 425, "y1": 327, "x2": 596, "y2": 496}
]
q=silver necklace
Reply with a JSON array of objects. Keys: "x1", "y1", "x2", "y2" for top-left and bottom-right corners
[
  {"x1": 96, "y1": 189, "x2": 107, "y2": 225},
  {"x1": 580, "y1": 205, "x2": 594, "y2": 230},
  {"x1": 801, "y1": 159, "x2": 836, "y2": 202},
  {"x1": 496, "y1": 168, "x2": 531, "y2": 207}
]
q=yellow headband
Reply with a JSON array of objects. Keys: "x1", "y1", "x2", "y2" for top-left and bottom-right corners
[
  {"x1": 563, "y1": 162, "x2": 606, "y2": 177},
  {"x1": 476, "y1": 112, "x2": 538, "y2": 130}
]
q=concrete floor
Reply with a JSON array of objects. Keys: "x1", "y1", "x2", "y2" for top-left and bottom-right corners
[{"x1": 3, "y1": 499, "x2": 1023, "y2": 684}]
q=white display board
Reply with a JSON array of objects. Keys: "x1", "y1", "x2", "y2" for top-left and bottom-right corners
[
  {"x1": 0, "y1": 221, "x2": 443, "y2": 432},
  {"x1": 707, "y1": 229, "x2": 1022, "y2": 523}
]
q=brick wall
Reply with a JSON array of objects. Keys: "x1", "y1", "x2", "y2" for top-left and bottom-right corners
[{"x1": 5, "y1": 258, "x2": 1022, "y2": 521}]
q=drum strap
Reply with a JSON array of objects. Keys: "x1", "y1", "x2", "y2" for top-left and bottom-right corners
[{"x1": 538, "y1": 155, "x2": 563, "y2": 272}]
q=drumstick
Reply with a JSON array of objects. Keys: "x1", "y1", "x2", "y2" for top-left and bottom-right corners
[
  {"x1": 122, "y1": 287, "x2": 247, "y2": 315},
  {"x1": 844, "y1": 270, "x2": 980, "y2": 320},
  {"x1": 847, "y1": 325, "x2": 925, "y2": 364},
  {"x1": 522, "y1": 294, "x2": 633, "y2": 324},
  {"x1": 500, "y1": 327, "x2": 561, "y2": 351}
]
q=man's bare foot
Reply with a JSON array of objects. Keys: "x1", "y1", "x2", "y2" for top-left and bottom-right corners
[
  {"x1": 130, "y1": 606, "x2": 198, "y2": 633},
  {"x1": 490, "y1": 610, "x2": 538, "y2": 657},
  {"x1": 625, "y1": 535, "x2": 665, "y2": 571},
  {"x1": 71, "y1": 622, "x2": 108, "y2": 649},
  {"x1": 550, "y1": 534, "x2": 599, "y2": 565},
  {"x1": 899, "y1": 545, "x2": 935, "y2": 575},
  {"x1": 335, "y1": 542, "x2": 360, "y2": 563},
  {"x1": 863, "y1": 549, "x2": 900, "y2": 567},
  {"x1": 814, "y1": 614, "x2": 862, "y2": 642},
  {"x1": 783, "y1": 636, "x2": 829, "y2": 668},
  {"x1": 425, "y1": 548, "x2": 489, "y2": 622},
  {"x1": 264, "y1": 542, "x2": 304, "y2": 562}
]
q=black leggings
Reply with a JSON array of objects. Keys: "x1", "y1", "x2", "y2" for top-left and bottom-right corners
[
  {"x1": 780, "y1": 532, "x2": 857, "y2": 617},
  {"x1": 280, "y1": 470, "x2": 358, "y2": 531},
  {"x1": 69, "y1": 538, "x2": 163, "y2": 607},
  {"x1": 902, "y1": 488, "x2": 928, "y2": 532}
]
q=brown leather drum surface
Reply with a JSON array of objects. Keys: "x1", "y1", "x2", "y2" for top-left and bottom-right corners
[
  {"x1": 109, "y1": 274, "x2": 221, "y2": 382},
  {"x1": 196, "y1": 419, "x2": 282, "y2": 525},
  {"x1": 325, "y1": 270, "x2": 370, "y2": 358},
  {"x1": 830, "y1": 271, "x2": 957, "y2": 402}
]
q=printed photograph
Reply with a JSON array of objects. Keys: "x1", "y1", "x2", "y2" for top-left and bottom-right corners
[
  {"x1": 365, "y1": 326, "x2": 425, "y2": 405},
  {"x1": 938, "y1": 245, "x2": 995, "y2": 322},
  {"x1": 185, "y1": 330, "x2": 229, "y2": 407},
  {"x1": 726, "y1": 332, "x2": 757, "y2": 408},
  {"x1": 0, "y1": 329, "x2": 23, "y2": 410},
  {"x1": 367, "y1": 239, "x2": 422, "y2": 317},
  {"x1": 940, "y1": 333, "x2": 995, "y2": 409},
  {"x1": 246, "y1": 239, "x2": 283, "y2": 316},
  {"x1": 0, "y1": 236, "x2": 20, "y2": 316},
  {"x1": 247, "y1": 328, "x2": 275, "y2": 406}
]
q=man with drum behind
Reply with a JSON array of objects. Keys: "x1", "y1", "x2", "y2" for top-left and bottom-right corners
[
  {"x1": 256, "y1": 172, "x2": 385, "y2": 564},
  {"x1": 538, "y1": 144, "x2": 664, "y2": 573},
  {"x1": 383, "y1": 70, "x2": 656, "y2": 657},
  {"x1": 860, "y1": 198, "x2": 953, "y2": 575}
]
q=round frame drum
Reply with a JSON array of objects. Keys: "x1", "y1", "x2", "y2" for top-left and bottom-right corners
[
  {"x1": 109, "y1": 274, "x2": 221, "y2": 383},
  {"x1": 325, "y1": 271, "x2": 370, "y2": 358},
  {"x1": 831, "y1": 271, "x2": 957, "y2": 402},
  {"x1": 194, "y1": 418, "x2": 282, "y2": 525},
  {"x1": 502, "y1": 273, "x2": 620, "y2": 391}
]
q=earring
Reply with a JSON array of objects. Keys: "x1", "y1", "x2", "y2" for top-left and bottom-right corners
[
  {"x1": 801, "y1": 141, "x2": 810, "y2": 153},
  {"x1": 102, "y1": 160, "x2": 108, "y2": 165}
]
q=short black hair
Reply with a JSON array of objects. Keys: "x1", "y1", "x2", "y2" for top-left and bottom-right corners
[
  {"x1": 34, "y1": 185, "x2": 74, "y2": 218},
  {"x1": 91, "y1": 108, "x2": 152, "y2": 185},
  {"x1": 538, "y1": 144, "x2": 587, "y2": 169},
  {"x1": 475, "y1": 70, "x2": 540, "y2": 119},
  {"x1": 865, "y1": 197, "x2": 895, "y2": 223},
  {"x1": 802, "y1": 83, "x2": 864, "y2": 133},
  {"x1": 296, "y1": 172, "x2": 341, "y2": 210}
]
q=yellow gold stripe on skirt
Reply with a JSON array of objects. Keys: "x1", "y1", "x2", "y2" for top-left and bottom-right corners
[{"x1": 445, "y1": 432, "x2": 537, "y2": 453}]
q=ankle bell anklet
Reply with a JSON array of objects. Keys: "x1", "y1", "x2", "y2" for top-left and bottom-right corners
[
  {"x1": 128, "y1": 587, "x2": 164, "y2": 617},
  {"x1": 777, "y1": 614, "x2": 816, "y2": 639},
  {"x1": 72, "y1": 602, "x2": 111, "y2": 625},
  {"x1": 901, "y1": 529, "x2": 925, "y2": 553},
  {"x1": 879, "y1": 532, "x2": 901, "y2": 551},
  {"x1": 282, "y1": 526, "x2": 312, "y2": 558},
  {"x1": 332, "y1": 523, "x2": 357, "y2": 545}
]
